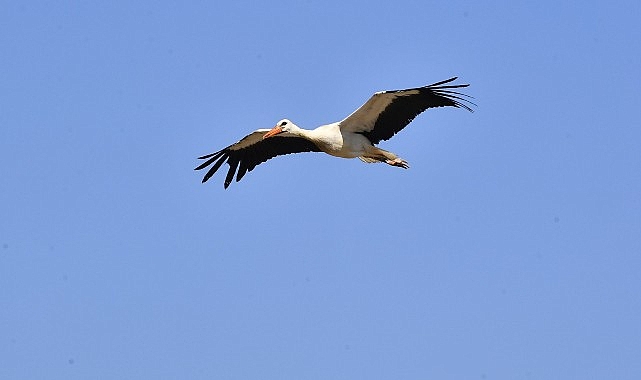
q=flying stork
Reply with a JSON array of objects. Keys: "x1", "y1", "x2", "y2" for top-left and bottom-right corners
[{"x1": 195, "y1": 77, "x2": 474, "y2": 188}]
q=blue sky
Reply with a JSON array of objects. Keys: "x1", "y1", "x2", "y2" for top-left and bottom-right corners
[{"x1": 2, "y1": 1, "x2": 640, "y2": 379}]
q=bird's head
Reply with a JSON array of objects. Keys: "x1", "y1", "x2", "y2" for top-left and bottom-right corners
[{"x1": 263, "y1": 119, "x2": 296, "y2": 139}]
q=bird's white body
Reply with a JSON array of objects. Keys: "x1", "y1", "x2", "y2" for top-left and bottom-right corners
[
  {"x1": 196, "y1": 77, "x2": 474, "y2": 188},
  {"x1": 292, "y1": 122, "x2": 370, "y2": 159}
]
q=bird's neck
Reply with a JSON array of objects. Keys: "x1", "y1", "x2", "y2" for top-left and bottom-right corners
[{"x1": 290, "y1": 125, "x2": 315, "y2": 140}]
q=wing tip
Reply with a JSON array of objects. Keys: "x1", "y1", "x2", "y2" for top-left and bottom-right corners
[
  {"x1": 202, "y1": 170, "x2": 215, "y2": 183},
  {"x1": 429, "y1": 77, "x2": 475, "y2": 112},
  {"x1": 196, "y1": 150, "x2": 230, "y2": 185},
  {"x1": 428, "y1": 76, "x2": 470, "y2": 90}
]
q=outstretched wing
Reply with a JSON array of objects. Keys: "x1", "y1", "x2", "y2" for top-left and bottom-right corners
[
  {"x1": 195, "y1": 130, "x2": 322, "y2": 189},
  {"x1": 339, "y1": 77, "x2": 474, "y2": 145}
]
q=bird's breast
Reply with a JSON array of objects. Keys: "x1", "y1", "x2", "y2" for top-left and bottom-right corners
[{"x1": 310, "y1": 125, "x2": 369, "y2": 158}]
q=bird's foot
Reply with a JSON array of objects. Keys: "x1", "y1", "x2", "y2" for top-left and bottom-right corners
[{"x1": 386, "y1": 158, "x2": 409, "y2": 169}]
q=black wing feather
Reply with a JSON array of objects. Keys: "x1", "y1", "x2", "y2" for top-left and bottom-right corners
[
  {"x1": 201, "y1": 153, "x2": 227, "y2": 183},
  {"x1": 195, "y1": 136, "x2": 322, "y2": 189},
  {"x1": 361, "y1": 77, "x2": 475, "y2": 145}
]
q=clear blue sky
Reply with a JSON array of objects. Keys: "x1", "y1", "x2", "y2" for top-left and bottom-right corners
[{"x1": 2, "y1": 1, "x2": 640, "y2": 379}]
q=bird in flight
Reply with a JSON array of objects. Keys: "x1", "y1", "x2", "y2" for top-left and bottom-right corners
[{"x1": 195, "y1": 77, "x2": 474, "y2": 188}]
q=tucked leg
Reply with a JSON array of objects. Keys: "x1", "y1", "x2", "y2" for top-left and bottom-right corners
[
  {"x1": 385, "y1": 157, "x2": 410, "y2": 169},
  {"x1": 362, "y1": 146, "x2": 410, "y2": 169}
]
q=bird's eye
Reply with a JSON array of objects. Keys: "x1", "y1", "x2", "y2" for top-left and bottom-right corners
[{"x1": 281, "y1": 121, "x2": 288, "y2": 126}]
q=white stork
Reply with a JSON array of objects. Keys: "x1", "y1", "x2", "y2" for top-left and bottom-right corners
[{"x1": 195, "y1": 77, "x2": 474, "y2": 188}]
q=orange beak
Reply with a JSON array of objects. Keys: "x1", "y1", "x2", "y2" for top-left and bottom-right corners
[{"x1": 263, "y1": 125, "x2": 283, "y2": 139}]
